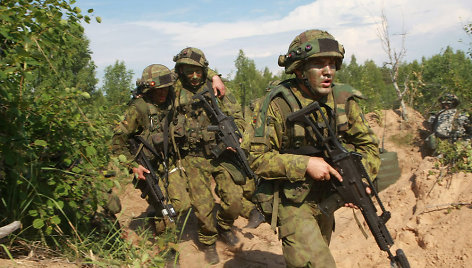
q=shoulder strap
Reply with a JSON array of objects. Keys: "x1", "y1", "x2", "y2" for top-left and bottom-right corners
[
  {"x1": 254, "y1": 79, "x2": 301, "y2": 137},
  {"x1": 132, "y1": 97, "x2": 151, "y2": 118},
  {"x1": 333, "y1": 83, "x2": 364, "y2": 132}
]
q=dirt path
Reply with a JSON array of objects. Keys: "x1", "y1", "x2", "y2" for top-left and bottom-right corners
[{"x1": 2, "y1": 107, "x2": 471, "y2": 267}]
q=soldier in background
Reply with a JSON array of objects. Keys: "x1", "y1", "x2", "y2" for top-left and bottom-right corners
[
  {"x1": 171, "y1": 47, "x2": 262, "y2": 264},
  {"x1": 111, "y1": 64, "x2": 192, "y2": 234},
  {"x1": 425, "y1": 93, "x2": 471, "y2": 153},
  {"x1": 243, "y1": 29, "x2": 380, "y2": 267}
]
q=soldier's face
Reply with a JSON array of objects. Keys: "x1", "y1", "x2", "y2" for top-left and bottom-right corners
[
  {"x1": 181, "y1": 65, "x2": 203, "y2": 87},
  {"x1": 298, "y1": 57, "x2": 336, "y2": 98},
  {"x1": 149, "y1": 86, "x2": 169, "y2": 104}
]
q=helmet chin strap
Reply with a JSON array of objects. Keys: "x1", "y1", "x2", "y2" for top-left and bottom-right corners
[{"x1": 296, "y1": 74, "x2": 319, "y2": 98}]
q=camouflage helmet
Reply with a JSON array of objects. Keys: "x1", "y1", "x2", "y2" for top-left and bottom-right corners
[
  {"x1": 278, "y1": 29, "x2": 345, "y2": 74},
  {"x1": 439, "y1": 93, "x2": 460, "y2": 108},
  {"x1": 173, "y1": 47, "x2": 209, "y2": 68},
  {"x1": 136, "y1": 64, "x2": 174, "y2": 94}
]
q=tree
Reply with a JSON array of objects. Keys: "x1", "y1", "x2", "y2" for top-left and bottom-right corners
[
  {"x1": 377, "y1": 11, "x2": 409, "y2": 120},
  {"x1": 411, "y1": 47, "x2": 472, "y2": 114},
  {"x1": 231, "y1": 50, "x2": 273, "y2": 115},
  {"x1": 0, "y1": 0, "x2": 116, "y2": 250},
  {"x1": 463, "y1": 22, "x2": 472, "y2": 58},
  {"x1": 101, "y1": 60, "x2": 134, "y2": 112}
]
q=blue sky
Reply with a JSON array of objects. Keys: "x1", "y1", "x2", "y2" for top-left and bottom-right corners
[{"x1": 80, "y1": 0, "x2": 472, "y2": 85}]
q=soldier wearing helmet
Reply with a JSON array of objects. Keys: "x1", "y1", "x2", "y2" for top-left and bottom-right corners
[
  {"x1": 425, "y1": 93, "x2": 471, "y2": 151},
  {"x1": 171, "y1": 47, "x2": 263, "y2": 264},
  {"x1": 242, "y1": 30, "x2": 380, "y2": 267},
  {"x1": 112, "y1": 64, "x2": 191, "y2": 236}
]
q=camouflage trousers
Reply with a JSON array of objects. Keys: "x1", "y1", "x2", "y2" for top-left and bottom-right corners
[
  {"x1": 182, "y1": 155, "x2": 250, "y2": 245},
  {"x1": 133, "y1": 164, "x2": 190, "y2": 223},
  {"x1": 240, "y1": 178, "x2": 256, "y2": 218},
  {"x1": 278, "y1": 199, "x2": 336, "y2": 268},
  {"x1": 165, "y1": 165, "x2": 191, "y2": 214}
]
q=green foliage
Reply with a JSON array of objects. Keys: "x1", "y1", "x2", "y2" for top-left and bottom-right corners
[
  {"x1": 230, "y1": 50, "x2": 276, "y2": 109},
  {"x1": 436, "y1": 139, "x2": 472, "y2": 172},
  {"x1": 406, "y1": 47, "x2": 472, "y2": 114},
  {"x1": 463, "y1": 22, "x2": 472, "y2": 58},
  {"x1": 100, "y1": 60, "x2": 134, "y2": 114},
  {"x1": 336, "y1": 55, "x2": 398, "y2": 113},
  {"x1": 0, "y1": 0, "x2": 120, "y2": 256}
]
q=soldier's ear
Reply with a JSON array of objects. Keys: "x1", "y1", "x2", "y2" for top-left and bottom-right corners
[{"x1": 294, "y1": 69, "x2": 304, "y2": 79}]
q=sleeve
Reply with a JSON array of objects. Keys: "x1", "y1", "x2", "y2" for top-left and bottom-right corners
[
  {"x1": 111, "y1": 104, "x2": 142, "y2": 169},
  {"x1": 207, "y1": 68, "x2": 219, "y2": 81},
  {"x1": 344, "y1": 99, "x2": 381, "y2": 179},
  {"x1": 220, "y1": 88, "x2": 246, "y2": 132},
  {"x1": 242, "y1": 100, "x2": 310, "y2": 183}
]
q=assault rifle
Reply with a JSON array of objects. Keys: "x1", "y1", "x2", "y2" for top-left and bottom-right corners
[
  {"x1": 192, "y1": 85, "x2": 255, "y2": 182},
  {"x1": 286, "y1": 101, "x2": 410, "y2": 268},
  {"x1": 131, "y1": 135, "x2": 177, "y2": 222}
]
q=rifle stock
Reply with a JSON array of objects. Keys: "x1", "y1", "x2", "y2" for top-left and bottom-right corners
[{"x1": 286, "y1": 101, "x2": 410, "y2": 268}]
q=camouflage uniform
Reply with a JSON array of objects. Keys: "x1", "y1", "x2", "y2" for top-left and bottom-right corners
[
  {"x1": 428, "y1": 109, "x2": 470, "y2": 140},
  {"x1": 243, "y1": 30, "x2": 380, "y2": 268},
  {"x1": 425, "y1": 94, "x2": 472, "y2": 151},
  {"x1": 172, "y1": 47, "x2": 255, "y2": 246},
  {"x1": 112, "y1": 64, "x2": 191, "y2": 216}
]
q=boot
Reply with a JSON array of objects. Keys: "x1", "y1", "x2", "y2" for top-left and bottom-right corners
[
  {"x1": 202, "y1": 243, "x2": 219, "y2": 265},
  {"x1": 219, "y1": 229, "x2": 239, "y2": 247},
  {"x1": 244, "y1": 208, "x2": 265, "y2": 229}
]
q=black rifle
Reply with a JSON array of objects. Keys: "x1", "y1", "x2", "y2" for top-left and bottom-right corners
[
  {"x1": 131, "y1": 135, "x2": 177, "y2": 222},
  {"x1": 286, "y1": 101, "x2": 410, "y2": 268},
  {"x1": 192, "y1": 85, "x2": 255, "y2": 181}
]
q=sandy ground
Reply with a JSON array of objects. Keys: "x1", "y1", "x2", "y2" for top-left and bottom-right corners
[{"x1": 2, "y1": 107, "x2": 471, "y2": 267}]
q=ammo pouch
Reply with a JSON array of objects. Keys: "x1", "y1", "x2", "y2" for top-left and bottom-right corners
[
  {"x1": 220, "y1": 160, "x2": 246, "y2": 185},
  {"x1": 282, "y1": 179, "x2": 314, "y2": 203},
  {"x1": 253, "y1": 179, "x2": 276, "y2": 215}
]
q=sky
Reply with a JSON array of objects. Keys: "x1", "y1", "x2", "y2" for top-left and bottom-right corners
[{"x1": 80, "y1": 0, "x2": 472, "y2": 85}]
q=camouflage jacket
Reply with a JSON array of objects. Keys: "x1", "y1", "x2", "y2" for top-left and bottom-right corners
[
  {"x1": 111, "y1": 97, "x2": 172, "y2": 169},
  {"x1": 172, "y1": 79, "x2": 245, "y2": 157},
  {"x1": 243, "y1": 80, "x2": 380, "y2": 192},
  {"x1": 428, "y1": 108, "x2": 470, "y2": 139}
]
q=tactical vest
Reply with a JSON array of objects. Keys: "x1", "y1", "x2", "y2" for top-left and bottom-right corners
[
  {"x1": 252, "y1": 79, "x2": 363, "y2": 153},
  {"x1": 251, "y1": 80, "x2": 364, "y2": 220},
  {"x1": 132, "y1": 97, "x2": 170, "y2": 160},
  {"x1": 174, "y1": 82, "x2": 218, "y2": 157}
]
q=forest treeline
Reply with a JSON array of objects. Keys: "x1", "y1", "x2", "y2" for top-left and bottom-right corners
[{"x1": 1, "y1": 0, "x2": 471, "y2": 264}]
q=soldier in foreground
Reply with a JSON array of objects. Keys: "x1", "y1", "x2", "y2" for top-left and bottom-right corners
[
  {"x1": 171, "y1": 47, "x2": 261, "y2": 264},
  {"x1": 243, "y1": 30, "x2": 381, "y2": 267}
]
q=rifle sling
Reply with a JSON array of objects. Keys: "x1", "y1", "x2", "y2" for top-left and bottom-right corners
[
  {"x1": 271, "y1": 180, "x2": 280, "y2": 234},
  {"x1": 352, "y1": 208, "x2": 369, "y2": 239}
]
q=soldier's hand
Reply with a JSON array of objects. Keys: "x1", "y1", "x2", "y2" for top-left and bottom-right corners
[
  {"x1": 212, "y1": 75, "x2": 226, "y2": 98},
  {"x1": 226, "y1": 138, "x2": 243, "y2": 152},
  {"x1": 306, "y1": 157, "x2": 343, "y2": 182},
  {"x1": 344, "y1": 187, "x2": 371, "y2": 209},
  {"x1": 132, "y1": 165, "x2": 150, "y2": 180}
]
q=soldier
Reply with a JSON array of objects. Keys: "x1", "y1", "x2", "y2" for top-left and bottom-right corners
[
  {"x1": 243, "y1": 30, "x2": 381, "y2": 267},
  {"x1": 426, "y1": 93, "x2": 471, "y2": 143},
  {"x1": 111, "y1": 64, "x2": 192, "y2": 233},
  {"x1": 171, "y1": 47, "x2": 262, "y2": 264}
]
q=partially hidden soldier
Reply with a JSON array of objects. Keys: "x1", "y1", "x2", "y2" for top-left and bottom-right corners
[
  {"x1": 425, "y1": 93, "x2": 471, "y2": 153},
  {"x1": 243, "y1": 30, "x2": 381, "y2": 267},
  {"x1": 171, "y1": 47, "x2": 262, "y2": 264},
  {"x1": 111, "y1": 64, "x2": 191, "y2": 234}
]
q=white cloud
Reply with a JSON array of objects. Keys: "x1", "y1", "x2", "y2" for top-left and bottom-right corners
[{"x1": 84, "y1": 0, "x2": 472, "y2": 83}]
